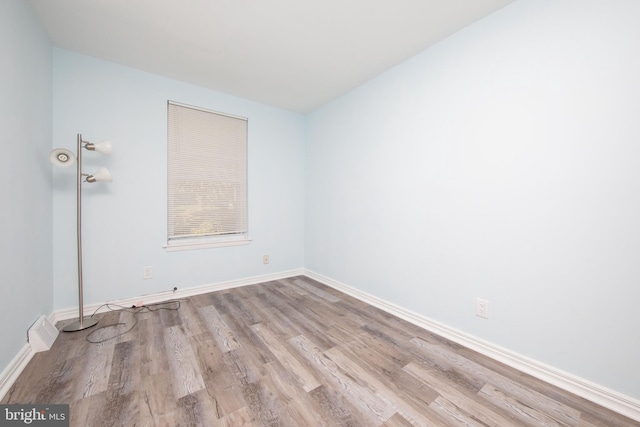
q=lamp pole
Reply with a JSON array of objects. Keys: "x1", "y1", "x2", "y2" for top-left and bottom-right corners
[{"x1": 62, "y1": 134, "x2": 99, "y2": 332}]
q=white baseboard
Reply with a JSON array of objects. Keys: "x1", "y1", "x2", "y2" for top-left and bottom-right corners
[
  {"x1": 303, "y1": 269, "x2": 640, "y2": 423},
  {"x1": 0, "y1": 343, "x2": 34, "y2": 402},
  {"x1": 51, "y1": 269, "x2": 305, "y2": 324}
]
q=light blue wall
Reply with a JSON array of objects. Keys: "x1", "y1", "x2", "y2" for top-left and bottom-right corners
[
  {"x1": 0, "y1": 1, "x2": 53, "y2": 370},
  {"x1": 52, "y1": 49, "x2": 306, "y2": 309},
  {"x1": 305, "y1": 0, "x2": 640, "y2": 398}
]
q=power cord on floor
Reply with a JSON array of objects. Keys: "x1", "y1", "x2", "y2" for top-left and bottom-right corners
[{"x1": 85, "y1": 300, "x2": 182, "y2": 344}]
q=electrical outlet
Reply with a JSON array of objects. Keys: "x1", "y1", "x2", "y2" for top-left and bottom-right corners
[
  {"x1": 142, "y1": 266, "x2": 153, "y2": 279},
  {"x1": 476, "y1": 298, "x2": 489, "y2": 319},
  {"x1": 263, "y1": 255, "x2": 269, "y2": 265}
]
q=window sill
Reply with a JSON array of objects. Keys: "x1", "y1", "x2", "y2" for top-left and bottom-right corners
[{"x1": 164, "y1": 237, "x2": 251, "y2": 252}]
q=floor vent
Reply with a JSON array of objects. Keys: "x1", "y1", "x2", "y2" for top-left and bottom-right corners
[{"x1": 28, "y1": 315, "x2": 59, "y2": 353}]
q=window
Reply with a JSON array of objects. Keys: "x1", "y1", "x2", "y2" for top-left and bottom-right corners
[{"x1": 167, "y1": 101, "x2": 248, "y2": 250}]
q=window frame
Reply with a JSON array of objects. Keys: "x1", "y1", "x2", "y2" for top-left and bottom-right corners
[{"x1": 166, "y1": 101, "x2": 249, "y2": 251}]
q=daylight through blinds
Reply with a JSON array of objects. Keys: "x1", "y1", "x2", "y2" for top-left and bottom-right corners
[{"x1": 168, "y1": 101, "x2": 248, "y2": 242}]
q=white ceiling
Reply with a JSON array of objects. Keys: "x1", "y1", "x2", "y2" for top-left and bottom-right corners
[{"x1": 27, "y1": 0, "x2": 514, "y2": 113}]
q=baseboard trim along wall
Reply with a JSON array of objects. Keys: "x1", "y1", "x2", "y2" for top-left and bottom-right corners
[
  {"x1": 0, "y1": 335, "x2": 37, "y2": 402},
  {"x1": 303, "y1": 269, "x2": 640, "y2": 423},
  {"x1": 51, "y1": 269, "x2": 305, "y2": 324}
]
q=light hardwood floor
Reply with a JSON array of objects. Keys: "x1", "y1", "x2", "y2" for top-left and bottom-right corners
[{"x1": 3, "y1": 276, "x2": 638, "y2": 426}]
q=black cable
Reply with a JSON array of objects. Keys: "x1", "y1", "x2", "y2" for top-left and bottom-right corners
[{"x1": 85, "y1": 300, "x2": 182, "y2": 344}]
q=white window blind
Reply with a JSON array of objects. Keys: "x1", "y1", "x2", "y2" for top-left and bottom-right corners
[{"x1": 167, "y1": 101, "x2": 248, "y2": 247}]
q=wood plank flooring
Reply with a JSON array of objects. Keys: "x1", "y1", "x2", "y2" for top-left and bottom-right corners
[{"x1": 3, "y1": 276, "x2": 638, "y2": 426}]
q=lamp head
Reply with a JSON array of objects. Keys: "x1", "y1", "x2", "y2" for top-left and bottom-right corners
[
  {"x1": 86, "y1": 166, "x2": 112, "y2": 183},
  {"x1": 49, "y1": 148, "x2": 76, "y2": 167},
  {"x1": 84, "y1": 140, "x2": 112, "y2": 155}
]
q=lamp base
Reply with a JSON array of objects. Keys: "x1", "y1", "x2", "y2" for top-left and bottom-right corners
[{"x1": 62, "y1": 317, "x2": 99, "y2": 332}]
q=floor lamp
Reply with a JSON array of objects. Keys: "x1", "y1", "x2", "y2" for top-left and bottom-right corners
[{"x1": 50, "y1": 134, "x2": 112, "y2": 332}]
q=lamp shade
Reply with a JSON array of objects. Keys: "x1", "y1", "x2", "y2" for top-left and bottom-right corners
[
  {"x1": 49, "y1": 148, "x2": 76, "y2": 167},
  {"x1": 92, "y1": 140, "x2": 112, "y2": 155},
  {"x1": 86, "y1": 166, "x2": 112, "y2": 183}
]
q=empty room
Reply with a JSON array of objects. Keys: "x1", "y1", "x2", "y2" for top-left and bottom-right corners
[{"x1": 1, "y1": 0, "x2": 639, "y2": 425}]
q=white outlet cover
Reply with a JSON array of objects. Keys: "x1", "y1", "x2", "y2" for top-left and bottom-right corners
[{"x1": 476, "y1": 298, "x2": 490, "y2": 319}]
